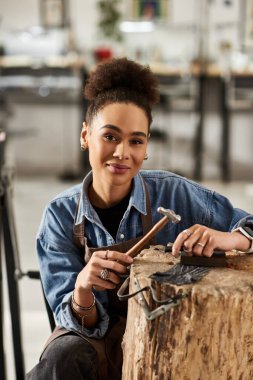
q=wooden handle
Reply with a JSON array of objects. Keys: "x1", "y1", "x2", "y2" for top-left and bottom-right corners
[{"x1": 126, "y1": 216, "x2": 169, "y2": 258}]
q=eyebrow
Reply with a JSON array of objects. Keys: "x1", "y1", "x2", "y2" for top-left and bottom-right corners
[{"x1": 100, "y1": 124, "x2": 147, "y2": 138}]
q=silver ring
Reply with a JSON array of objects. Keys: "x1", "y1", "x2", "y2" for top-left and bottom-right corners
[
  {"x1": 100, "y1": 268, "x2": 110, "y2": 281},
  {"x1": 183, "y1": 229, "x2": 192, "y2": 237},
  {"x1": 105, "y1": 250, "x2": 109, "y2": 260},
  {"x1": 196, "y1": 242, "x2": 205, "y2": 247}
]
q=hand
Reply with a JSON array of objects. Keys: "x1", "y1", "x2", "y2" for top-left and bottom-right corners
[
  {"x1": 76, "y1": 250, "x2": 133, "y2": 292},
  {"x1": 172, "y1": 224, "x2": 251, "y2": 257}
]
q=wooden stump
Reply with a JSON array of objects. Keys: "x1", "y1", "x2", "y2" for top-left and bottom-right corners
[{"x1": 122, "y1": 247, "x2": 253, "y2": 380}]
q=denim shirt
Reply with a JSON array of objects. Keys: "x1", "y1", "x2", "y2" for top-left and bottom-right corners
[{"x1": 37, "y1": 170, "x2": 253, "y2": 339}]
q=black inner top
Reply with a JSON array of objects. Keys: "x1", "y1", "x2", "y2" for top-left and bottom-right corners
[{"x1": 93, "y1": 192, "x2": 131, "y2": 240}]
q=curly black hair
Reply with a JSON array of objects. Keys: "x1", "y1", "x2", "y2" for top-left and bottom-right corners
[{"x1": 84, "y1": 57, "x2": 160, "y2": 129}]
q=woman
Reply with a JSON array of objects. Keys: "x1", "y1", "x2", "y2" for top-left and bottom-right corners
[{"x1": 27, "y1": 58, "x2": 253, "y2": 380}]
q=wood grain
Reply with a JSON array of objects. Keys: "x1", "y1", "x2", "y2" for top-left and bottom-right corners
[{"x1": 122, "y1": 248, "x2": 253, "y2": 380}]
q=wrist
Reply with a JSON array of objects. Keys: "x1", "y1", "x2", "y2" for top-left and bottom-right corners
[
  {"x1": 75, "y1": 272, "x2": 93, "y2": 292},
  {"x1": 70, "y1": 295, "x2": 97, "y2": 332},
  {"x1": 72, "y1": 289, "x2": 96, "y2": 311},
  {"x1": 232, "y1": 226, "x2": 253, "y2": 253}
]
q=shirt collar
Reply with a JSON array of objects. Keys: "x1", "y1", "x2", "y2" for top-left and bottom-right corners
[
  {"x1": 75, "y1": 171, "x2": 147, "y2": 225},
  {"x1": 129, "y1": 172, "x2": 147, "y2": 215}
]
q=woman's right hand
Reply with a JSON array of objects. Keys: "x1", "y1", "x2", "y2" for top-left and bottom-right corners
[
  {"x1": 71, "y1": 250, "x2": 133, "y2": 328},
  {"x1": 75, "y1": 250, "x2": 133, "y2": 293}
]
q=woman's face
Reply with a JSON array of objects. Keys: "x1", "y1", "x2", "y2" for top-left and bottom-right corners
[{"x1": 81, "y1": 102, "x2": 149, "y2": 189}]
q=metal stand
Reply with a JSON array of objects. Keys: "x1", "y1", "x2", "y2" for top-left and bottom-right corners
[
  {"x1": 0, "y1": 165, "x2": 56, "y2": 380},
  {"x1": 0, "y1": 94, "x2": 55, "y2": 378},
  {"x1": 193, "y1": 72, "x2": 205, "y2": 181},
  {"x1": 0, "y1": 166, "x2": 25, "y2": 380},
  {"x1": 220, "y1": 76, "x2": 230, "y2": 182}
]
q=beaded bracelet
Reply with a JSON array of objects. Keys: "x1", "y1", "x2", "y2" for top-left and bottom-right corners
[{"x1": 72, "y1": 290, "x2": 96, "y2": 311}]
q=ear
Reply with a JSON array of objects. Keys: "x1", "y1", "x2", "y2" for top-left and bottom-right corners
[{"x1": 80, "y1": 121, "x2": 89, "y2": 149}]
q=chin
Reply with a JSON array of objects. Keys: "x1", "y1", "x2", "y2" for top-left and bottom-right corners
[{"x1": 108, "y1": 174, "x2": 133, "y2": 187}]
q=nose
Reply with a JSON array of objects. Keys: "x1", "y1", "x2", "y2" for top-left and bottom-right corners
[{"x1": 113, "y1": 142, "x2": 129, "y2": 160}]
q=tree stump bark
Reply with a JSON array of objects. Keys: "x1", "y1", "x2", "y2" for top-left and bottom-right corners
[{"x1": 122, "y1": 247, "x2": 253, "y2": 380}]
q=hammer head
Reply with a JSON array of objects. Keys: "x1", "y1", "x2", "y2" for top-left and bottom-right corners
[{"x1": 157, "y1": 207, "x2": 181, "y2": 223}]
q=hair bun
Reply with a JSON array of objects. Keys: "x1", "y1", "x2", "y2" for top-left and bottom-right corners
[{"x1": 84, "y1": 57, "x2": 159, "y2": 107}]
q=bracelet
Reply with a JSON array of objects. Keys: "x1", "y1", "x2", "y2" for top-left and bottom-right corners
[
  {"x1": 71, "y1": 303, "x2": 93, "y2": 318},
  {"x1": 72, "y1": 290, "x2": 96, "y2": 311},
  {"x1": 70, "y1": 303, "x2": 93, "y2": 333}
]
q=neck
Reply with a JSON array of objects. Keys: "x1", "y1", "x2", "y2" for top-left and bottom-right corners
[{"x1": 89, "y1": 180, "x2": 132, "y2": 208}]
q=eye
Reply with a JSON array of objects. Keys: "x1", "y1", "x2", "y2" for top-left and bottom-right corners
[
  {"x1": 130, "y1": 138, "x2": 144, "y2": 145},
  {"x1": 103, "y1": 134, "x2": 118, "y2": 142}
]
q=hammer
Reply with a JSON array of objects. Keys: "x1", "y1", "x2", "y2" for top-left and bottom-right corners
[{"x1": 126, "y1": 207, "x2": 181, "y2": 258}]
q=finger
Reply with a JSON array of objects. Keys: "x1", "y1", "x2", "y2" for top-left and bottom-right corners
[
  {"x1": 95, "y1": 250, "x2": 133, "y2": 266},
  {"x1": 93, "y1": 278, "x2": 117, "y2": 291},
  {"x1": 195, "y1": 244, "x2": 214, "y2": 257},
  {"x1": 95, "y1": 258, "x2": 130, "y2": 275},
  {"x1": 202, "y1": 246, "x2": 214, "y2": 257},
  {"x1": 93, "y1": 269, "x2": 122, "y2": 291},
  {"x1": 172, "y1": 240, "x2": 184, "y2": 257},
  {"x1": 183, "y1": 227, "x2": 205, "y2": 253},
  {"x1": 92, "y1": 274, "x2": 119, "y2": 291},
  {"x1": 172, "y1": 229, "x2": 193, "y2": 256},
  {"x1": 201, "y1": 238, "x2": 215, "y2": 257},
  {"x1": 98, "y1": 268, "x2": 121, "y2": 285},
  {"x1": 81, "y1": 271, "x2": 116, "y2": 291},
  {"x1": 191, "y1": 234, "x2": 214, "y2": 257},
  {"x1": 107, "y1": 251, "x2": 133, "y2": 265},
  {"x1": 192, "y1": 228, "x2": 215, "y2": 257},
  {"x1": 192, "y1": 240, "x2": 208, "y2": 256},
  {"x1": 192, "y1": 242, "x2": 205, "y2": 256}
]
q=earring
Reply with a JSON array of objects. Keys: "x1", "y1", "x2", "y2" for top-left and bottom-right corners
[
  {"x1": 81, "y1": 145, "x2": 87, "y2": 151},
  {"x1": 144, "y1": 153, "x2": 149, "y2": 160}
]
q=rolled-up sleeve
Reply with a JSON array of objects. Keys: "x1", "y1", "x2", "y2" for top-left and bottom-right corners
[
  {"x1": 209, "y1": 191, "x2": 253, "y2": 231},
  {"x1": 37, "y1": 204, "x2": 110, "y2": 339}
]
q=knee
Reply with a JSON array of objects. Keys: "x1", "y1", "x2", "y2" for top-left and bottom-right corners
[
  {"x1": 46, "y1": 334, "x2": 96, "y2": 359},
  {"x1": 44, "y1": 334, "x2": 98, "y2": 368},
  {"x1": 27, "y1": 334, "x2": 98, "y2": 380}
]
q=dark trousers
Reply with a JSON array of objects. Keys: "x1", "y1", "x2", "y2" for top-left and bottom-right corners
[{"x1": 26, "y1": 333, "x2": 99, "y2": 380}]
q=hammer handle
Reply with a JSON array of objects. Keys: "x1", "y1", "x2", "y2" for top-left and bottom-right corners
[{"x1": 126, "y1": 216, "x2": 169, "y2": 258}]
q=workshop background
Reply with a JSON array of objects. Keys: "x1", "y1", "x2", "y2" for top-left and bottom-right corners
[{"x1": 1, "y1": 1, "x2": 253, "y2": 379}]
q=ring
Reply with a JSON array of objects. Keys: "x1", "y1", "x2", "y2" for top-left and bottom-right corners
[
  {"x1": 183, "y1": 229, "x2": 192, "y2": 237},
  {"x1": 100, "y1": 268, "x2": 110, "y2": 281},
  {"x1": 105, "y1": 250, "x2": 109, "y2": 260},
  {"x1": 197, "y1": 242, "x2": 205, "y2": 247}
]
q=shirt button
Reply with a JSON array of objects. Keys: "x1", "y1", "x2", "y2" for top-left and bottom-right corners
[{"x1": 120, "y1": 233, "x2": 125, "y2": 239}]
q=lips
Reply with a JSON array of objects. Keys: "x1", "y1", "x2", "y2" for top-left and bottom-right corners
[
  {"x1": 109, "y1": 163, "x2": 130, "y2": 169},
  {"x1": 107, "y1": 163, "x2": 130, "y2": 174}
]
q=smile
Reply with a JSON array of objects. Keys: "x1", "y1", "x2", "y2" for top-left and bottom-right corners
[{"x1": 107, "y1": 163, "x2": 130, "y2": 174}]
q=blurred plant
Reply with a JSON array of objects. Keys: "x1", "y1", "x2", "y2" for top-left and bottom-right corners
[{"x1": 97, "y1": 0, "x2": 122, "y2": 41}]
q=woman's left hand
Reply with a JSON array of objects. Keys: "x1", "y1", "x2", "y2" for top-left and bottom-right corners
[{"x1": 172, "y1": 224, "x2": 251, "y2": 257}]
